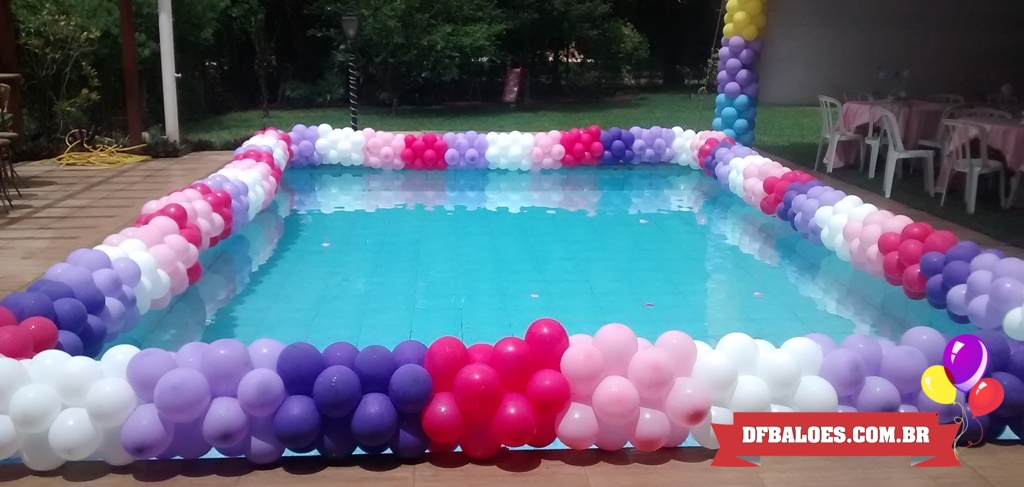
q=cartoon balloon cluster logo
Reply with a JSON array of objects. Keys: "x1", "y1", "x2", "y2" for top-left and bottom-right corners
[{"x1": 920, "y1": 334, "x2": 1005, "y2": 447}]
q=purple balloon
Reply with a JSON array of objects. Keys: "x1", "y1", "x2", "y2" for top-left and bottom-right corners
[
  {"x1": 879, "y1": 346, "x2": 928, "y2": 396},
  {"x1": 728, "y1": 35, "x2": 746, "y2": 53},
  {"x1": 389, "y1": 417, "x2": 429, "y2": 459},
  {"x1": 56, "y1": 330, "x2": 84, "y2": 356},
  {"x1": 991, "y1": 372, "x2": 1024, "y2": 419},
  {"x1": 273, "y1": 395, "x2": 322, "y2": 450},
  {"x1": 464, "y1": 148, "x2": 481, "y2": 165},
  {"x1": 392, "y1": 340, "x2": 427, "y2": 366},
  {"x1": 237, "y1": 368, "x2": 287, "y2": 417},
  {"x1": 127, "y1": 348, "x2": 178, "y2": 402},
  {"x1": 249, "y1": 338, "x2": 286, "y2": 370},
  {"x1": 201, "y1": 339, "x2": 253, "y2": 397},
  {"x1": 976, "y1": 330, "x2": 1010, "y2": 374},
  {"x1": 319, "y1": 418, "x2": 357, "y2": 459},
  {"x1": 175, "y1": 342, "x2": 208, "y2": 370},
  {"x1": 298, "y1": 140, "x2": 315, "y2": 157},
  {"x1": 215, "y1": 439, "x2": 248, "y2": 458},
  {"x1": 724, "y1": 81, "x2": 742, "y2": 98},
  {"x1": 277, "y1": 342, "x2": 326, "y2": 396},
  {"x1": 990, "y1": 277, "x2": 1024, "y2": 310},
  {"x1": 898, "y1": 326, "x2": 945, "y2": 365},
  {"x1": 389, "y1": 364, "x2": 433, "y2": 414},
  {"x1": 946, "y1": 284, "x2": 969, "y2": 315},
  {"x1": 0, "y1": 291, "x2": 56, "y2": 322},
  {"x1": 718, "y1": 47, "x2": 732, "y2": 62},
  {"x1": 944, "y1": 334, "x2": 989, "y2": 391},
  {"x1": 67, "y1": 248, "x2": 112, "y2": 272},
  {"x1": 819, "y1": 349, "x2": 867, "y2": 397},
  {"x1": 946, "y1": 241, "x2": 981, "y2": 263},
  {"x1": 840, "y1": 335, "x2": 883, "y2": 375},
  {"x1": 735, "y1": 69, "x2": 755, "y2": 87},
  {"x1": 154, "y1": 367, "x2": 212, "y2": 423},
  {"x1": 919, "y1": 252, "x2": 946, "y2": 278},
  {"x1": 995, "y1": 258, "x2": 1024, "y2": 282},
  {"x1": 738, "y1": 48, "x2": 759, "y2": 65},
  {"x1": 353, "y1": 345, "x2": 398, "y2": 394},
  {"x1": 26, "y1": 279, "x2": 75, "y2": 301},
  {"x1": 442, "y1": 132, "x2": 456, "y2": 146},
  {"x1": 350, "y1": 392, "x2": 398, "y2": 448},
  {"x1": 99, "y1": 297, "x2": 126, "y2": 336},
  {"x1": 942, "y1": 261, "x2": 971, "y2": 288},
  {"x1": 444, "y1": 148, "x2": 460, "y2": 165},
  {"x1": 121, "y1": 403, "x2": 175, "y2": 459},
  {"x1": 971, "y1": 253, "x2": 1001, "y2": 273},
  {"x1": 248, "y1": 418, "x2": 285, "y2": 464},
  {"x1": 312, "y1": 365, "x2": 362, "y2": 418},
  {"x1": 742, "y1": 82, "x2": 760, "y2": 97},
  {"x1": 916, "y1": 389, "x2": 963, "y2": 423},
  {"x1": 854, "y1": 376, "x2": 901, "y2": 412},
  {"x1": 323, "y1": 342, "x2": 359, "y2": 369},
  {"x1": 818, "y1": 190, "x2": 847, "y2": 207},
  {"x1": 169, "y1": 417, "x2": 211, "y2": 459},
  {"x1": 203, "y1": 397, "x2": 249, "y2": 449}
]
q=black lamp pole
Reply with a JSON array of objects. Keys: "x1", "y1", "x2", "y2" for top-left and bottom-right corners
[{"x1": 341, "y1": 14, "x2": 360, "y2": 130}]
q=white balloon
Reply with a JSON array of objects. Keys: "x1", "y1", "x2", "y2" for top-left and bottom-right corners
[
  {"x1": 780, "y1": 337, "x2": 824, "y2": 376},
  {"x1": 691, "y1": 350, "x2": 739, "y2": 405},
  {"x1": 716, "y1": 332, "x2": 759, "y2": 374},
  {"x1": 791, "y1": 376, "x2": 839, "y2": 412},
  {"x1": 691, "y1": 406, "x2": 733, "y2": 450},
  {"x1": 55, "y1": 356, "x2": 105, "y2": 407},
  {"x1": 48, "y1": 407, "x2": 101, "y2": 461},
  {"x1": 694, "y1": 340, "x2": 713, "y2": 357},
  {"x1": 730, "y1": 375, "x2": 772, "y2": 412},
  {"x1": 0, "y1": 415, "x2": 22, "y2": 459},
  {"x1": 1004, "y1": 307, "x2": 1024, "y2": 341},
  {"x1": 86, "y1": 378, "x2": 138, "y2": 427},
  {"x1": 757, "y1": 349, "x2": 802, "y2": 398},
  {"x1": 118, "y1": 238, "x2": 149, "y2": 255},
  {"x1": 100, "y1": 344, "x2": 141, "y2": 380},
  {"x1": 128, "y1": 250, "x2": 159, "y2": 279},
  {"x1": 754, "y1": 339, "x2": 776, "y2": 355},
  {"x1": 20, "y1": 432, "x2": 65, "y2": 471},
  {"x1": 94, "y1": 244, "x2": 129, "y2": 262},
  {"x1": 27, "y1": 350, "x2": 71, "y2": 387},
  {"x1": 9, "y1": 384, "x2": 62, "y2": 433},
  {"x1": 98, "y1": 426, "x2": 135, "y2": 466},
  {"x1": 0, "y1": 358, "x2": 31, "y2": 414},
  {"x1": 770, "y1": 404, "x2": 794, "y2": 413}
]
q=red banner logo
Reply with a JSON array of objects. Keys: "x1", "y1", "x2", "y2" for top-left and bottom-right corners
[{"x1": 711, "y1": 412, "x2": 960, "y2": 467}]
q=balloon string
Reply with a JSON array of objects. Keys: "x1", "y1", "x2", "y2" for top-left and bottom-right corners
[
  {"x1": 951, "y1": 402, "x2": 966, "y2": 457},
  {"x1": 964, "y1": 414, "x2": 984, "y2": 448}
]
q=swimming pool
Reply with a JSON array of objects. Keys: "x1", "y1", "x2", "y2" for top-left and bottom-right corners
[{"x1": 118, "y1": 166, "x2": 963, "y2": 353}]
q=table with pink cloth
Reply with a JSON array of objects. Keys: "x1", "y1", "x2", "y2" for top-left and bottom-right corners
[
  {"x1": 935, "y1": 116, "x2": 1024, "y2": 202},
  {"x1": 832, "y1": 100, "x2": 949, "y2": 168}
]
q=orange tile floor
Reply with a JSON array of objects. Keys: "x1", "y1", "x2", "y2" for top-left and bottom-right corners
[{"x1": 2, "y1": 153, "x2": 1023, "y2": 486}]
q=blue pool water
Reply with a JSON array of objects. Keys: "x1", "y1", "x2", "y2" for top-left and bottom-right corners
[{"x1": 116, "y1": 166, "x2": 965, "y2": 352}]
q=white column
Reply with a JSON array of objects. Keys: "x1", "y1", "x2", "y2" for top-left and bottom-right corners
[{"x1": 157, "y1": 0, "x2": 180, "y2": 142}]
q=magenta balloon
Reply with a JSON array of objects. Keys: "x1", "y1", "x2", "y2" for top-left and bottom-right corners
[
  {"x1": 200, "y1": 338, "x2": 253, "y2": 397},
  {"x1": 203, "y1": 397, "x2": 250, "y2": 449}
]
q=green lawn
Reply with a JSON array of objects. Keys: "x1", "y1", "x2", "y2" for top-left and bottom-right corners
[{"x1": 185, "y1": 93, "x2": 1024, "y2": 247}]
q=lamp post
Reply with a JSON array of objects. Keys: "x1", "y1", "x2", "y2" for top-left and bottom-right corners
[{"x1": 341, "y1": 14, "x2": 360, "y2": 130}]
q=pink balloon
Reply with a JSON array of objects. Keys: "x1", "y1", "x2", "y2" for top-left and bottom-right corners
[
  {"x1": 103, "y1": 234, "x2": 128, "y2": 246},
  {"x1": 592, "y1": 324, "x2": 638, "y2": 376},
  {"x1": 209, "y1": 213, "x2": 225, "y2": 237},
  {"x1": 636, "y1": 337, "x2": 653, "y2": 350},
  {"x1": 666, "y1": 421, "x2": 691, "y2": 448},
  {"x1": 626, "y1": 348, "x2": 675, "y2": 400},
  {"x1": 529, "y1": 147, "x2": 544, "y2": 163},
  {"x1": 655, "y1": 331, "x2": 697, "y2": 377},
  {"x1": 560, "y1": 344, "x2": 605, "y2": 396},
  {"x1": 859, "y1": 224, "x2": 883, "y2": 247},
  {"x1": 164, "y1": 234, "x2": 198, "y2": 267},
  {"x1": 195, "y1": 219, "x2": 213, "y2": 250},
  {"x1": 843, "y1": 221, "x2": 863, "y2": 243},
  {"x1": 141, "y1": 200, "x2": 164, "y2": 215},
  {"x1": 148, "y1": 215, "x2": 180, "y2": 237},
  {"x1": 863, "y1": 210, "x2": 894, "y2": 226},
  {"x1": 379, "y1": 146, "x2": 395, "y2": 162},
  {"x1": 664, "y1": 377, "x2": 711, "y2": 427},
  {"x1": 181, "y1": 188, "x2": 203, "y2": 202},
  {"x1": 135, "y1": 225, "x2": 165, "y2": 248},
  {"x1": 594, "y1": 417, "x2": 632, "y2": 451},
  {"x1": 119, "y1": 227, "x2": 140, "y2": 239},
  {"x1": 591, "y1": 376, "x2": 640, "y2": 423},
  {"x1": 556, "y1": 402, "x2": 599, "y2": 450},
  {"x1": 742, "y1": 165, "x2": 759, "y2": 180},
  {"x1": 881, "y1": 215, "x2": 913, "y2": 234},
  {"x1": 550, "y1": 145, "x2": 566, "y2": 160},
  {"x1": 568, "y1": 334, "x2": 592, "y2": 347},
  {"x1": 169, "y1": 263, "x2": 189, "y2": 295},
  {"x1": 150, "y1": 292, "x2": 172, "y2": 310},
  {"x1": 630, "y1": 408, "x2": 671, "y2": 452},
  {"x1": 149, "y1": 244, "x2": 180, "y2": 272},
  {"x1": 189, "y1": 201, "x2": 214, "y2": 223}
]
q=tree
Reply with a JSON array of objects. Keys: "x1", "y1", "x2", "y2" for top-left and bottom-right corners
[{"x1": 312, "y1": 0, "x2": 506, "y2": 113}]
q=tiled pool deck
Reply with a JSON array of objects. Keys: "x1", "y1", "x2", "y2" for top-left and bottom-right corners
[{"x1": 1, "y1": 152, "x2": 1023, "y2": 486}]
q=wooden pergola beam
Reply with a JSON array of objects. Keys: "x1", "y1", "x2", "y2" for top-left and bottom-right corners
[
  {"x1": 119, "y1": 0, "x2": 144, "y2": 146},
  {"x1": 0, "y1": 0, "x2": 24, "y2": 135}
]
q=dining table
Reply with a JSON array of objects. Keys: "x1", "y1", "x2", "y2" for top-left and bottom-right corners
[{"x1": 832, "y1": 99, "x2": 951, "y2": 169}]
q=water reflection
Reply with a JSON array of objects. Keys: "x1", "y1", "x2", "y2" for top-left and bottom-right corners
[{"x1": 118, "y1": 166, "x2": 1005, "y2": 351}]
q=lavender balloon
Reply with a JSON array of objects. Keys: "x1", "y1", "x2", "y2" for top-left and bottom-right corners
[
  {"x1": 201, "y1": 339, "x2": 253, "y2": 397},
  {"x1": 855, "y1": 376, "x2": 901, "y2": 412},
  {"x1": 153, "y1": 367, "x2": 213, "y2": 423},
  {"x1": 819, "y1": 348, "x2": 867, "y2": 397},
  {"x1": 898, "y1": 326, "x2": 945, "y2": 365},
  {"x1": 249, "y1": 338, "x2": 285, "y2": 369},
  {"x1": 237, "y1": 368, "x2": 287, "y2": 417},
  {"x1": 203, "y1": 397, "x2": 249, "y2": 449},
  {"x1": 121, "y1": 404, "x2": 175, "y2": 459},
  {"x1": 127, "y1": 348, "x2": 178, "y2": 402},
  {"x1": 879, "y1": 346, "x2": 928, "y2": 396},
  {"x1": 169, "y1": 417, "x2": 211, "y2": 459},
  {"x1": 840, "y1": 335, "x2": 883, "y2": 375}
]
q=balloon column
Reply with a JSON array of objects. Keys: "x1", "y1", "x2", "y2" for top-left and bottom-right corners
[
  {"x1": 559, "y1": 127, "x2": 603, "y2": 167},
  {"x1": 714, "y1": 0, "x2": 767, "y2": 146},
  {"x1": 401, "y1": 133, "x2": 450, "y2": 170},
  {"x1": 443, "y1": 131, "x2": 490, "y2": 170},
  {"x1": 362, "y1": 128, "x2": 408, "y2": 170}
]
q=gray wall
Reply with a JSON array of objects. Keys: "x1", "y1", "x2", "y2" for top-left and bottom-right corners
[{"x1": 758, "y1": 0, "x2": 1024, "y2": 105}]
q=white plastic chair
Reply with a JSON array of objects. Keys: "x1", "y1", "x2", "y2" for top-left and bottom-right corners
[
  {"x1": 919, "y1": 104, "x2": 969, "y2": 151},
  {"x1": 815, "y1": 96, "x2": 865, "y2": 173},
  {"x1": 879, "y1": 109, "x2": 935, "y2": 198},
  {"x1": 987, "y1": 94, "x2": 1018, "y2": 110},
  {"x1": 926, "y1": 94, "x2": 965, "y2": 104},
  {"x1": 865, "y1": 103, "x2": 896, "y2": 178},
  {"x1": 939, "y1": 120, "x2": 1006, "y2": 214},
  {"x1": 962, "y1": 107, "x2": 1013, "y2": 119},
  {"x1": 844, "y1": 91, "x2": 873, "y2": 102}
]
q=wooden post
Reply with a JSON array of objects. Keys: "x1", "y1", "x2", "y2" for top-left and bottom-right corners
[
  {"x1": 0, "y1": 0, "x2": 24, "y2": 135},
  {"x1": 118, "y1": 0, "x2": 144, "y2": 145}
]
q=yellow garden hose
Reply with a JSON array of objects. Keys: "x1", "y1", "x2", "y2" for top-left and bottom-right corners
[{"x1": 50, "y1": 130, "x2": 151, "y2": 169}]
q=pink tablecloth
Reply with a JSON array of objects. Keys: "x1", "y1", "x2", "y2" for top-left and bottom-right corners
[
  {"x1": 936, "y1": 117, "x2": 1024, "y2": 198},
  {"x1": 832, "y1": 100, "x2": 949, "y2": 168}
]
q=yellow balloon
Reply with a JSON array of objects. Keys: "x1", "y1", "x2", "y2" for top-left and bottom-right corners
[
  {"x1": 726, "y1": 0, "x2": 740, "y2": 13},
  {"x1": 723, "y1": 23, "x2": 736, "y2": 38},
  {"x1": 725, "y1": 12, "x2": 735, "y2": 23},
  {"x1": 740, "y1": 25, "x2": 759, "y2": 41},
  {"x1": 921, "y1": 365, "x2": 956, "y2": 405},
  {"x1": 746, "y1": 1, "x2": 764, "y2": 16},
  {"x1": 733, "y1": 11, "x2": 750, "y2": 30},
  {"x1": 754, "y1": 14, "x2": 767, "y2": 29}
]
